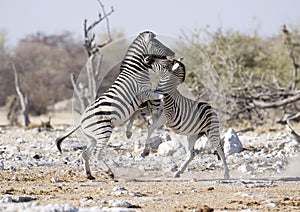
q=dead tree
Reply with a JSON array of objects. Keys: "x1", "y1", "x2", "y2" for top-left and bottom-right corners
[
  {"x1": 72, "y1": 0, "x2": 114, "y2": 113},
  {"x1": 83, "y1": 0, "x2": 114, "y2": 56},
  {"x1": 12, "y1": 64, "x2": 30, "y2": 127}
]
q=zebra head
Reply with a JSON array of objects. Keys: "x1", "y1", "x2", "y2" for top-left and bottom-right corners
[
  {"x1": 147, "y1": 56, "x2": 186, "y2": 85},
  {"x1": 138, "y1": 31, "x2": 175, "y2": 66}
]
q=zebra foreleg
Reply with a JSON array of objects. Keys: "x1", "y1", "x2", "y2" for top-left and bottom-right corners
[
  {"x1": 174, "y1": 135, "x2": 198, "y2": 178},
  {"x1": 126, "y1": 111, "x2": 140, "y2": 139},
  {"x1": 208, "y1": 133, "x2": 230, "y2": 179},
  {"x1": 141, "y1": 114, "x2": 167, "y2": 157},
  {"x1": 214, "y1": 143, "x2": 230, "y2": 179},
  {"x1": 136, "y1": 90, "x2": 164, "y2": 102}
]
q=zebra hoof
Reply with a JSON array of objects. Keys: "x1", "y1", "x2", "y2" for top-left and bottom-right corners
[
  {"x1": 87, "y1": 175, "x2": 96, "y2": 180},
  {"x1": 173, "y1": 172, "x2": 181, "y2": 178},
  {"x1": 106, "y1": 171, "x2": 115, "y2": 180},
  {"x1": 126, "y1": 131, "x2": 132, "y2": 139},
  {"x1": 140, "y1": 150, "x2": 150, "y2": 158}
]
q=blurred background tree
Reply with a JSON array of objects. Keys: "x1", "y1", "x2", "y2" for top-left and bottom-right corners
[
  {"x1": 175, "y1": 25, "x2": 300, "y2": 129},
  {"x1": 0, "y1": 28, "x2": 126, "y2": 116}
]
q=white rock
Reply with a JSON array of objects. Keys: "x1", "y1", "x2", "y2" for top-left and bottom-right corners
[
  {"x1": 238, "y1": 164, "x2": 254, "y2": 174},
  {"x1": 51, "y1": 177, "x2": 63, "y2": 183},
  {"x1": 157, "y1": 140, "x2": 184, "y2": 156},
  {"x1": 80, "y1": 197, "x2": 96, "y2": 206},
  {"x1": 0, "y1": 159, "x2": 4, "y2": 171},
  {"x1": 0, "y1": 195, "x2": 37, "y2": 203},
  {"x1": 108, "y1": 199, "x2": 132, "y2": 208},
  {"x1": 112, "y1": 185, "x2": 126, "y2": 192},
  {"x1": 112, "y1": 186, "x2": 127, "y2": 196},
  {"x1": 194, "y1": 136, "x2": 212, "y2": 152},
  {"x1": 284, "y1": 140, "x2": 299, "y2": 153},
  {"x1": 223, "y1": 128, "x2": 243, "y2": 155},
  {"x1": 257, "y1": 161, "x2": 269, "y2": 167},
  {"x1": 1, "y1": 195, "x2": 13, "y2": 203},
  {"x1": 16, "y1": 137, "x2": 25, "y2": 143},
  {"x1": 274, "y1": 160, "x2": 284, "y2": 170}
]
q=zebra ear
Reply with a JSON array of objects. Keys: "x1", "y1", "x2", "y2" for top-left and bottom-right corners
[
  {"x1": 172, "y1": 62, "x2": 180, "y2": 71},
  {"x1": 140, "y1": 31, "x2": 156, "y2": 38}
]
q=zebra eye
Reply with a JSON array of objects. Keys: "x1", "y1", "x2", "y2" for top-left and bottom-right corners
[{"x1": 144, "y1": 56, "x2": 152, "y2": 65}]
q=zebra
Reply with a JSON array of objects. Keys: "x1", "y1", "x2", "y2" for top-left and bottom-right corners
[
  {"x1": 125, "y1": 99, "x2": 162, "y2": 139},
  {"x1": 136, "y1": 57, "x2": 230, "y2": 179},
  {"x1": 55, "y1": 31, "x2": 175, "y2": 180}
]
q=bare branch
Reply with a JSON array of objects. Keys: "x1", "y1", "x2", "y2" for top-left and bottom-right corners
[
  {"x1": 96, "y1": 0, "x2": 113, "y2": 49},
  {"x1": 252, "y1": 91, "x2": 300, "y2": 109},
  {"x1": 83, "y1": 0, "x2": 114, "y2": 56},
  {"x1": 70, "y1": 73, "x2": 87, "y2": 113}
]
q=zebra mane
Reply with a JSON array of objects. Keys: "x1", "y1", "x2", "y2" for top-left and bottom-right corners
[
  {"x1": 172, "y1": 59, "x2": 186, "y2": 83},
  {"x1": 120, "y1": 31, "x2": 175, "y2": 74}
]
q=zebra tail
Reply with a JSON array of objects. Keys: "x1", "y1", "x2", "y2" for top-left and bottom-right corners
[{"x1": 55, "y1": 124, "x2": 81, "y2": 153}]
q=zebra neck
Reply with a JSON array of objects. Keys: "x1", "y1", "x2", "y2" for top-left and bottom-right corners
[
  {"x1": 120, "y1": 57, "x2": 148, "y2": 74},
  {"x1": 156, "y1": 84, "x2": 177, "y2": 95},
  {"x1": 156, "y1": 76, "x2": 179, "y2": 94}
]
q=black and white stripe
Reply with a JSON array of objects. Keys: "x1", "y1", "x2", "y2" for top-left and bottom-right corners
[
  {"x1": 142, "y1": 58, "x2": 230, "y2": 179},
  {"x1": 55, "y1": 31, "x2": 175, "y2": 179}
]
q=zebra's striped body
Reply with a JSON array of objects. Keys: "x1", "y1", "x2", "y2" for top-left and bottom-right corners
[
  {"x1": 55, "y1": 31, "x2": 175, "y2": 179},
  {"x1": 142, "y1": 58, "x2": 230, "y2": 179}
]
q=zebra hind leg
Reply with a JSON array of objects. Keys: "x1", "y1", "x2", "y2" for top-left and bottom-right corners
[
  {"x1": 173, "y1": 135, "x2": 198, "y2": 178},
  {"x1": 208, "y1": 133, "x2": 230, "y2": 179},
  {"x1": 82, "y1": 138, "x2": 97, "y2": 180},
  {"x1": 141, "y1": 113, "x2": 166, "y2": 157},
  {"x1": 93, "y1": 133, "x2": 115, "y2": 180},
  {"x1": 82, "y1": 133, "x2": 114, "y2": 180}
]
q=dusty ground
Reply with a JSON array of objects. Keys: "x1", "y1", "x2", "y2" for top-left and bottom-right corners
[
  {"x1": 0, "y1": 108, "x2": 299, "y2": 211},
  {"x1": 0, "y1": 167, "x2": 300, "y2": 211}
]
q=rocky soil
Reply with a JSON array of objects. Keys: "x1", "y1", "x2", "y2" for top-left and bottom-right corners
[{"x1": 0, "y1": 110, "x2": 300, "y2": 211}]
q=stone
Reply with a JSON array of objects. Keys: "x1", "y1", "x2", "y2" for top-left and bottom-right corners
[
  {"x1": 157, "y1": 140, "x2": 185, "y2": 156},
  {"x1": 16, "y1": 137, "x2": 25, "y2": 143},
  {"x1": 238, "y1": 164, "x2": 254, "y2": 174},
  {"x1": 108, "y1": 199, "x2": 132, "y2": 208},
  {"x1": 274, "y1": 160, "x2": 284, "y2": 170},
  {"x1": 223, "y1": 128, "x2": 243, "y2": 155},
  {"x1": 194, "y1": 136, "x2": 212, "y2": 153},
  {"x1": 50, "y1": 177, "x2": 63, "y2": 183},
  {"x1": 0, "y1": 195, "x2": 37, "y2": 203},
  {"x1": 129, "y1": 191, "x2": 144, "y2": 197},
  {"x1": 112, "y1": 186, "x2": 127, "y2": 196},
  {"x1": 0, "y1": 159, "x2": 4, "y2": 171}
]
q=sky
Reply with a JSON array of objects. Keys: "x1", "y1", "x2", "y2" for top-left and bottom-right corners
[{"x1": 1, "y1": 0, "x2": 300, "y2": 46}]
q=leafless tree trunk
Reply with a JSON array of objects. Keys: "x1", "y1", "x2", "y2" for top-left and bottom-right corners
[
  {"x1": 12, "y1": 64, "x2": 30, "y2": 127},
  {"x1": 71, "y1": 0, "x2": 114, "y2": 113}
]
